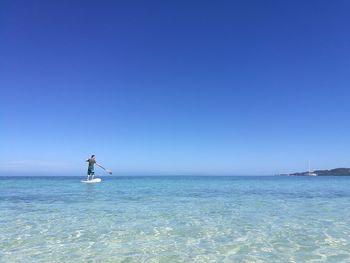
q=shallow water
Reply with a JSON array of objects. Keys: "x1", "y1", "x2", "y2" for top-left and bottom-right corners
[{"x1": 1, "y1": 176, "x2": 350, "y2": 262}]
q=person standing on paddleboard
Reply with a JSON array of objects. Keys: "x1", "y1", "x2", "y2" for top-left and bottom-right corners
[{"x1": 86, "y1": 155, "x2": 96, "y2": 181}]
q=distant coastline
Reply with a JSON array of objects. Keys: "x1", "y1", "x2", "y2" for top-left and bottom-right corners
[{"x1": 278, "y1": 168, "x2": 350, "y2": 176}]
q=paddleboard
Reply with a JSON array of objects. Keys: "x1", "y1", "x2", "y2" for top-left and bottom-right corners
[{"x1": 81, "y1": 178, "x2": 102, "y2": 183}]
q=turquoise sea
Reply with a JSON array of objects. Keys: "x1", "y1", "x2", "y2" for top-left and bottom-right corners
[{"x1": 1, "y1": 176, "x2": 350, "y2": 262}]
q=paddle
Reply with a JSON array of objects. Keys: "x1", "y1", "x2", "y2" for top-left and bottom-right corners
[{"x1": 96, "y1": 163, "x2": 112, "y2": 175}]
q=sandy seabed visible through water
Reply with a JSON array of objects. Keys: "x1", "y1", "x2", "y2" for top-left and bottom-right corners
[{"x1": 1, "y1": 176, "x2": 350, "y2": 262}]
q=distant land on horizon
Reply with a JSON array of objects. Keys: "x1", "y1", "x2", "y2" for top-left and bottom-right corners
[{"x1": 279, "y1": 168, "x2": 350, "y2": 176}]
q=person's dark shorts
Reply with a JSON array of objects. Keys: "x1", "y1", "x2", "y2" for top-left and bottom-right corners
[{"x1": 88, "y1": 167, "x2": 94, "y2": 175}]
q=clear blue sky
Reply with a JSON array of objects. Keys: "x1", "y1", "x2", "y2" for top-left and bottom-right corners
[{"x1": 1, "y1": 0, "x2": 350, "y2": 175}]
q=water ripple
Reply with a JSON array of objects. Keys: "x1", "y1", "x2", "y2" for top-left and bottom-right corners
[{"x1": 1, "y1": 176, "x2": 350, "y2": 262}]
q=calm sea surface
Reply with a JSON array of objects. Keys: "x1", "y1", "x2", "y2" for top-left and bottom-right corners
[{"x1": 1, "y1": 176, "x2": 350, "y2": 262}]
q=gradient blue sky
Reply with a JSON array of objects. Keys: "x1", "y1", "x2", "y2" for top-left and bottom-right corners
[{"x1": 1, "y1": 0, "x2": 350, "y2": 175}]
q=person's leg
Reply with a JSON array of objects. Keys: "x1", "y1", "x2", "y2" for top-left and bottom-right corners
[{"x1": 87, "y1": 168, "x2": 92, "y2": 180}]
